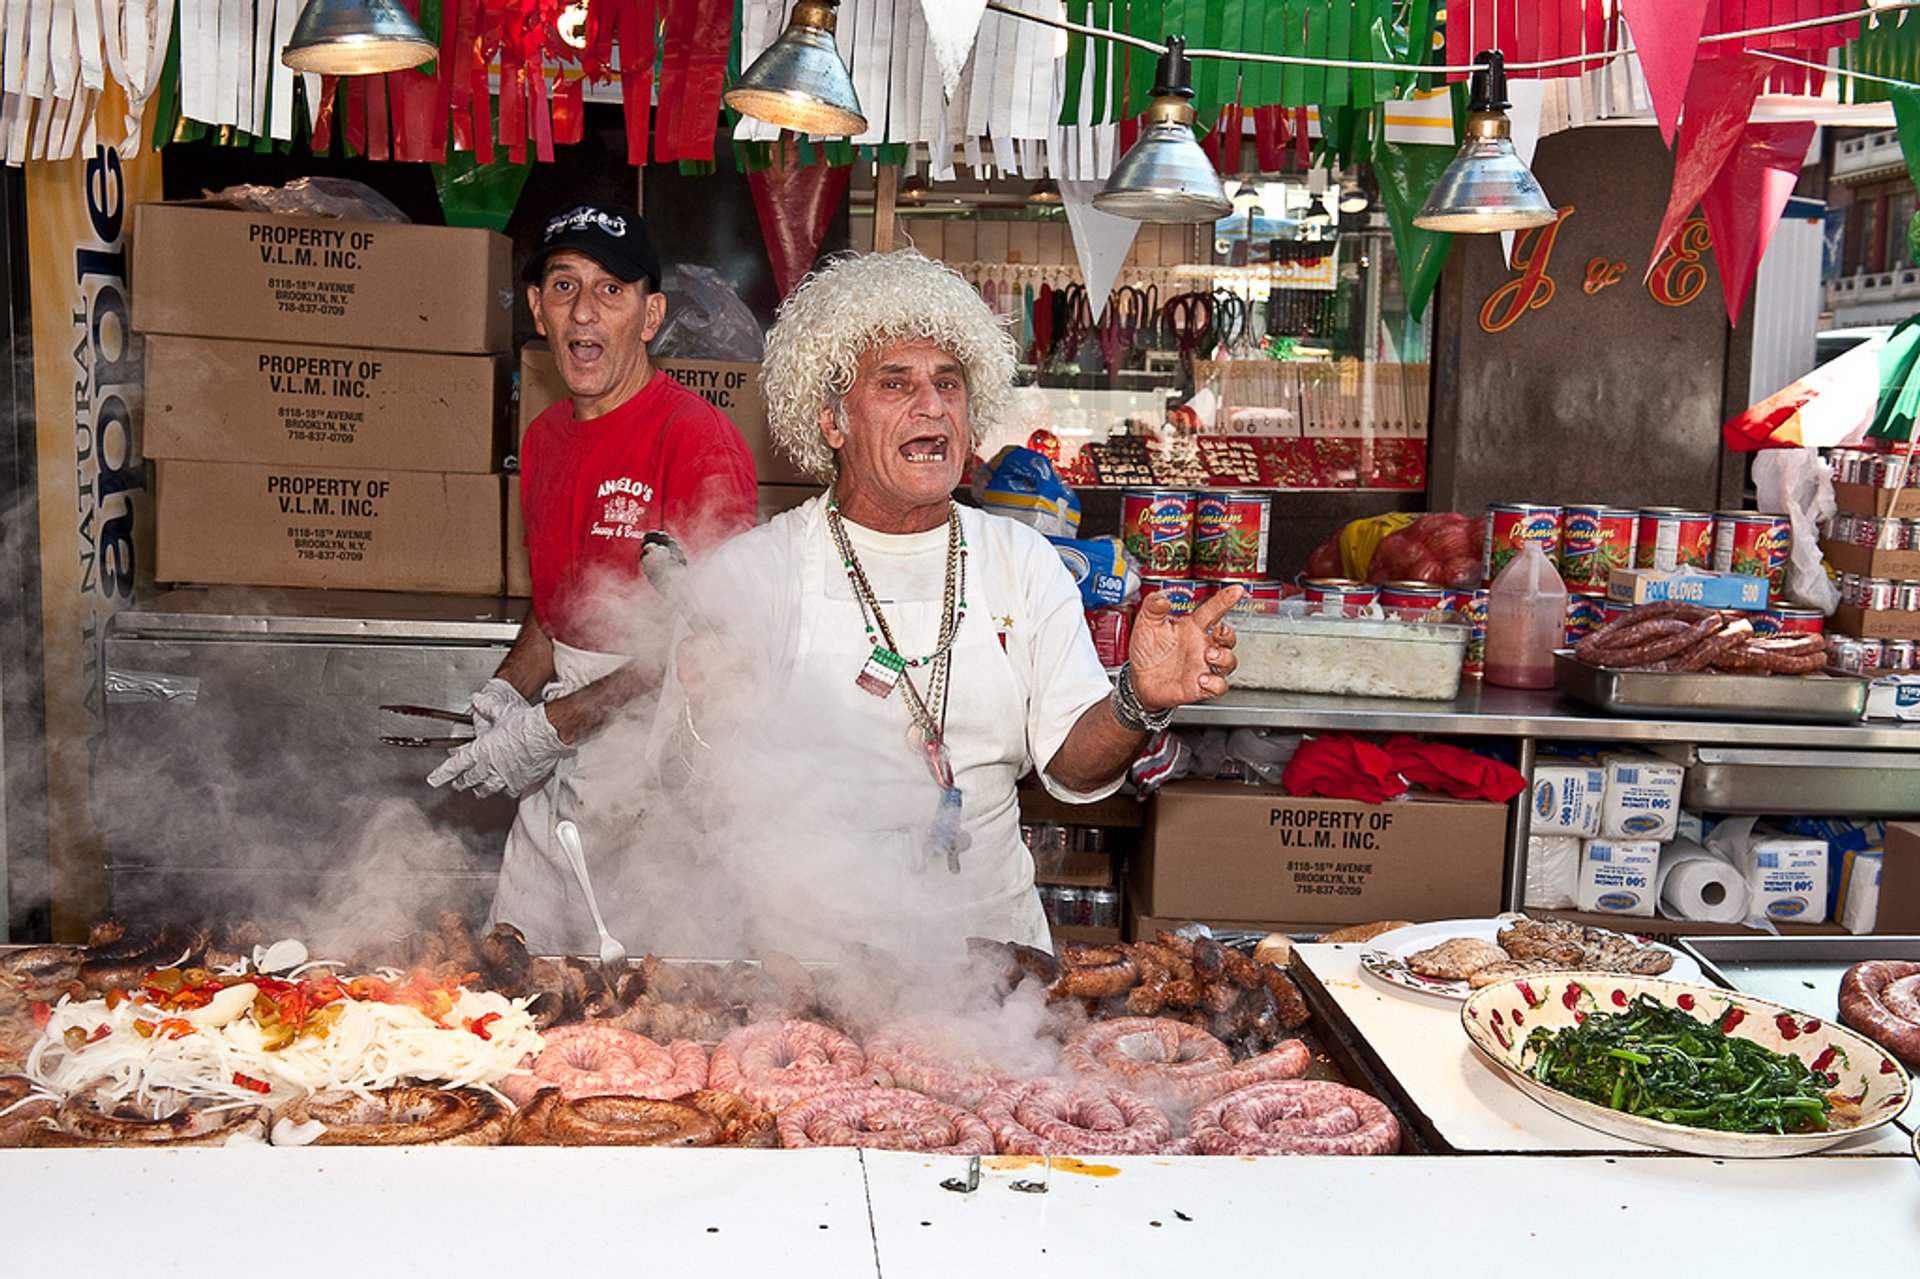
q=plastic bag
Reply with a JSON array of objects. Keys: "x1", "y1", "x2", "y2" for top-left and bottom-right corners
[
  {"x1": 1752, "y1": 447, "x2": 1838, "y2": 612},
  {"x1": 1047, "y1": 535, "x2": 1133, "y2": 608},
  {"x1": 202, "y1": 177, "x2": 410, "y2": 223},
  {"x1": 652, "y1": 265, "x2": 767, "y2": 362},
  {"x1": 979, "y1": 445, "x2": 1080, "y2": 537}
]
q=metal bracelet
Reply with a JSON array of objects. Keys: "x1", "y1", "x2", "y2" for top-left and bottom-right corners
[{"x1": 1110, "y1": 663, "x2": 1174, "y2": 734}]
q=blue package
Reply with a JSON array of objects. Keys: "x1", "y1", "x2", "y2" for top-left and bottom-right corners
[
  {"x1": 980, "y1": 446, "x2": 1080, "y2": 537},
  {"x1": 1049, "y1": 535, "x2": 1130, "y2": 608},
  {"x1": 1782, "y1": 817, "x2": 1886, "y2": 919}
]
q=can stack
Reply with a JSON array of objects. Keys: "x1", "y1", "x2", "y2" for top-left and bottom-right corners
[
  {"x1": 1821, "y1": 443, "x2": 1920, "y2": 666},
  {"x1": 1109, "y1": 487, "x2": 1286, "y2": 661}
]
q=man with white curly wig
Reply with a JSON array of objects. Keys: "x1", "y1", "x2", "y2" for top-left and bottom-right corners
[{"x1": 669, "y1": 251, "x2": 1238, "y2": 958}]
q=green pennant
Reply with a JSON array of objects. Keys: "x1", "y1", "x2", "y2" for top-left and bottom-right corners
[
  {"x1": 1061, "y1": 0, "x2": 1091, "y2": 124},
  {"x1": 432, "y1": 149, "x2": 533, "y2": 230},
  {"x1": 1375, "y1": 138, "x2": 1456, "y2": 321},
  {"x1": 1869, "y1": 312, "x2": 1920, "y2": 443}
]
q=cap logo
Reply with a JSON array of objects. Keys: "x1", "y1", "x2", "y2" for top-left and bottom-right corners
[{"x1": 544, "y1": 207, "x2": 628, "y2": 242}]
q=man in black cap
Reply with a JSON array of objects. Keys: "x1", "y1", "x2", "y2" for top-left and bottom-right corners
[{"x1": 429, "y1": 201, "x2": 758, "y2": 953}]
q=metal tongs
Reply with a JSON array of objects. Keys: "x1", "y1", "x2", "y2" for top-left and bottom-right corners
[{"x1": 378, "y1": 704, "x2": 474, "y2": 748}]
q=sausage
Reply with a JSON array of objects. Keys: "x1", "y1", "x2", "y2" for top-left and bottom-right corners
[
  {"x1": 1053, "y1": 944, "x2": 1139, "y2": 999},
  {"x1": 507, "y1": 1090, "x2": 722, "y2": 1146},
  {"x1": 674, "y1": 1089, "x2": 780, "y2": 1147},
  {"x1": 1262, "y1": 965, "x2": 1312, "y2": 1029},
  {"x1": 1575, "y1": 616, "x2": 1690, "y2": 664},
  {"x1": 500, "y1": 1023, "x2": 709, "y2": 1107},
  {"x1": 1062, "y1": 1016, "x2": 1268, "y2": 1104},
  {"x1": 272, "y1": 1086, "x2": 509, "y2": 1146},
  {"x1": 0, "y1": 1074, "x2": 56, "y2": 1147},
  {"x1": 707, "y1": 1019, "x2": 887, "y2": 1110},
  {"x1": 1669, "y1": 618, "x2": 1752, "y2": 672},
  {"x1": 1574, "y1": 602, "x2": 1718, "y2": 660},
  {"x1": 864, "y1": 1019, "x2": 1009, "y2": 1109},
  {"x1": 975, "y1": 1080, "x2": 1172, "y2": 1155},
  {"x1": 1837, "y1": 960, "x2": 1920, "y2": 1068},
  {"x1": 775, "y1": 1085, "x2": 995, "y2": 1153},
  {"x1": 1181, "y1": 1079, "x2": 1401, "y2": 1156},
  {"x1": 40, "y1": 1082, "x2": 270, "y2": 1146},
  {"x1": 1600, "y1": 614, "x2": 1730, "y2": 669}
]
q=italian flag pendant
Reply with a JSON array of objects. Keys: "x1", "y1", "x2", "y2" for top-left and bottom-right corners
[{"x1": 855, "y1": 645, "x2": 905, "y2": 697}]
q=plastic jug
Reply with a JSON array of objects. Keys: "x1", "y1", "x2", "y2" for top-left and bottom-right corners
[{"x1": 1484, "y1": 541, "x2": 1568, "y2": 689}]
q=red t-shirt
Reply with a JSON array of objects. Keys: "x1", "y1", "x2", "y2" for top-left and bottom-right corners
[{"x1": 520, "y1": 370, "x2": 758, "y2": 650}]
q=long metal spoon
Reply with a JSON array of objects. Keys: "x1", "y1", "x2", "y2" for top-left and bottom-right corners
[{"x1": 554, "y1": 818, "x2": 627, "y2": 971}]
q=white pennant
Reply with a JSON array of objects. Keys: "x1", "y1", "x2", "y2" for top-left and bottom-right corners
[
  {"x1": 1059, "y1": 179, "x2": 1139, "y2": 324},
  {"x1": 920, "y1": 0, "x2": 986, "y2": 102}
]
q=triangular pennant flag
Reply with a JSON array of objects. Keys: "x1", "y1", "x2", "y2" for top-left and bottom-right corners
[
  {"x1": 1375, "y1": 140, "x2": 1456, "y2": 322},
  {"x1": 1620, "y1": 0, "x2": 1712, "y2": 148},
  {"x1": 1499, "y1": 79, "x2": 1548, "y2": 270},
  {"x1": 1889, "y1": 87, "x2": 1920, "y2": 260},
  {"x1": 1646, "y1": 57, "x2": 1767, "y2": 282},
  {"x1": 1869, "y1": 313, "x2": 1920, "y2": 444},
  {"x1": 749, "y1": 136, "x2": 852, "y2": 300},
  {"x1": 921, "y1": 0, "x2": 989, "y2": 102},
  {"x1": 1059, "y1": 179, "x2": 1141, "y2": 324},
  {"x1": 1699, "y1": 120, "x2": 1816, "y2": 326}
]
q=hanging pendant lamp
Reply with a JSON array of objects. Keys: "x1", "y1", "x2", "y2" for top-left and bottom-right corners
[
  {"x1": 280, "y1": 0, "x2": 437, "y2": 75},
  {"x1": 1092, "y1": 37, "x2": 1232, "y2": 224},
  {"x1": 724, "y1": 0, "x2": 867, "y2": 137},
  {"x1": 1413, "y1": 50, "x2": 1557, "y2": 233}
]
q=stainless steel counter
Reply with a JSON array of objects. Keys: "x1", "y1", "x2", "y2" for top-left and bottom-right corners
[{"x1": 1175, "y1": 682, "x2": 1920, "y2": 749}]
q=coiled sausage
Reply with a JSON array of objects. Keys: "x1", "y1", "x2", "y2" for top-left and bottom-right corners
[
  {"x1": 1181, "y1": 1079, "x2": 1400, "y2": 1156},
  {"x1": 775, "y1": 1086, "x2": 994, "y2": 1154}
]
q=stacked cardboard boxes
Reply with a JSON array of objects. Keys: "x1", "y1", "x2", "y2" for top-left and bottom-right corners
[{"x1": 134, "y1": 201, "x2": 513, "y2": 594}]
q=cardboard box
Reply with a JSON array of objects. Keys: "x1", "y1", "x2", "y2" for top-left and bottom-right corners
[
  {"x1": 1129, "y1": 906, "x2": 1308, "y2": 941},
  {"x1": 505, "y1": 478, "x2": 531, "y2": 598},
  {"x1": 132, "y1": 202, "x2": 512, "y2": 353},
  {"x1": 144, "y1": 336, "x2": 508, "y2": 473},
  {"x1": 518, "y1": 341, "x2": 807, "y2": 485},
  {"x1": 1820, "y1": 538, "x2": 1920, "y2": 581},
  {"x1": 156, "y1": 460, "x2": 504, "y2": 594},
  {"x1": 1833, "y1": 603, "x2": 1920, "y2": 642},
  {"x1": 1879, "y1": 823, "x2": 1920, "y2": 932},
  {"x1": 1019, "y1": 786, "x2": 1145, "y2": 830},
  {"x1": 1033, "y1": 850, "x2": 1114, "y2": 888},
  {"x1": 1606, "y1": 566, "x2": 1768, "y2": 610},
  {"x1": 1833, "y1": 479, "x2": 1920, "y2": 520},
  {"x1": 1137, "y1": 780, "x2": 1509, "y2": 925}
]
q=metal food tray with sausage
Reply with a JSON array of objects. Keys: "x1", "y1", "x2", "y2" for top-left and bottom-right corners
[
  {"x1": 1552, "y1": 651, "x2": 1867, "y2": 724},
  {"x1": 1234, "y1": 608, "x2": 1469, "y2": 701}
]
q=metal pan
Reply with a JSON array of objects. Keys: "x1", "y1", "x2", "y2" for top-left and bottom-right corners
[{"x1": 1553, "y1": 651, "x2": 1867, "y2": 724}]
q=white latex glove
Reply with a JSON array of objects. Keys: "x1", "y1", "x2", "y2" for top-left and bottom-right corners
[
  {"x1": 427, "y1": 701, "x2": 573, "y2": 797},
  {"x1": 468, "y1": 677, "x2": 529, "y2": 731}
]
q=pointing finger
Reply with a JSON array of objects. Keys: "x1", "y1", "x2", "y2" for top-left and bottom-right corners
[{"x1": 1188, "y1": 584, "x2": 1243, "y2": 632}]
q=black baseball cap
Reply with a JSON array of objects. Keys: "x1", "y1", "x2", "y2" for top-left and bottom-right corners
[{"x1": 523, "y1": 202, "x2": 662, "y2": 288}]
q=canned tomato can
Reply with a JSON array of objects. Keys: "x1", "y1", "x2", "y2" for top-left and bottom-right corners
[
  {"x1": 1462, "y1": 588, "x2": 1490, "y2": 677},
  {"x1": 1751, "y1": 610, "x2": 1782, "y2": 636},
  {"x1": 1301, "y1": 577, "x2": 1378, "y2": 616},
  {"x1": 1226, "y1": 580, "x2": 1285, "y2": 615},
  {"x1": 1084, "y1": 606, "x2": 1132, "y2": 667},
  {"x1": 1712, "y1": 511, "x2": 1792, "y2": 593},
  {"x1": 1139, "y1": 576, "x2": 1199, "y2": 616},
  {"x1": 1484, "y1": 503, "x2": 1562, "y2": 579},
  {"x1": 1377, "y1": 580, "x2": 1449, "y2": 618},
  {"x1": 1866, "y1": 577, "x2": 1898, "y2": 610},
  {"x1": 1559, "y1": 504, "x2": 1638, "y2": 589},
  {"x1": 1599, "y1": 598, "x2": 1635, "y2": 625},
  {"x1": 1119, "y1": 489, "x2": 1195, "y2": 575},
  {"x1": 1772, "y1": 606, "x2": 1825, "y2": 635},
  {"x1": 1636, "y1": 508, "x2": 1713, "y2": 571},
  {"x1": 1565, "y1": 591, "x2": 1606, "y2": 645},
  {"x1": 1192, "y1": 491, "x2": 1272, "y2": 580}
]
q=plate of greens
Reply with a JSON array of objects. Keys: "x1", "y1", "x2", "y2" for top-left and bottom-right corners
[{"x1": 1461, "y1": 973, "x2": 1912, "y2": 1157}]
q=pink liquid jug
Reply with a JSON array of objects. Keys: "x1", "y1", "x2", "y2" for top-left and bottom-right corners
[{"x1": 1484, "y1": 541, "x2": 1568, "y2": 689}]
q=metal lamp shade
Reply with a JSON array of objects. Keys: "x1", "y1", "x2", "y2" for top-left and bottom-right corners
[
  {"x1": 724, "y1": 1, "x2": 866, "y2": 136},
  {"x1": 1092, "y1": 36, "x2": 1231, "y2": 223},
  {"x1": 1412, "y1": 128, "x2": 1557, "y2": 232},
  {"x1": 280, "y1": 0, "x2": 437, "y2": 74}
]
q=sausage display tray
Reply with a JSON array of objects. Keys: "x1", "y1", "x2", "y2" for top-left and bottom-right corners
[{"x1": 1552, "y1": 651, "x2": 1868, "y2": 724}]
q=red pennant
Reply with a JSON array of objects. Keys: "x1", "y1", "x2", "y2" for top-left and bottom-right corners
[
  {"x1": 1700, "y1": 120, "x2": 1817, "y2": 325},
  {"x1": 310, "y1": 77, "x2": 339, "y2": 152},
  {"x1": 1253, "y1": 104, "x2": 1288, "y2": 172},
  {"x1": 366, "y1": 70, "x2": 391, "y2": 161},
  {"x1": 344, "y1": 79, "x2": 368, "y2": 155},
  {"x1": 551, "y1": 77, "x2": 584, "y2": 146},
  {"x1": 619, "y1": 0, "x2": 657, "y2": 166},
  {"x1": 748, "y1": 136, "x2": 853, "y2": 300},
  {"x1": 1646, "y1": 58, "x2": 1767, "y2": 280},
  {"x1": 1293, "y1": 107, "x2": 1310, "y2": 171},
  {"x1": 1619, "y1": 0, "x2": 1710, "y2": 147},
  {"x1": 655, "y1": 0, "x2": 731, "y2": 162}
]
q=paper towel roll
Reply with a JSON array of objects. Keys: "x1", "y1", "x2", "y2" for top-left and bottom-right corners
[{"x1": 1657, "y1": 839, "x2": 1750, "y2": 924}]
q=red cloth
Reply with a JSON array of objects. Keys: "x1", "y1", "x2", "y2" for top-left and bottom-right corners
[
  {"x1": 1383, "y1": 736, "x2": 1528, "y2": 803},
  {"x1": 1281, "y1": 737, "x2": 1406, "y2": 804},
  {"x1": 520, "y1": 372, "x2": 758, "y2": 651}
]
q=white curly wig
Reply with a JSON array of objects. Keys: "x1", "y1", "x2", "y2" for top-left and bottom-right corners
[{"x1": 762, "y1": 250, "x2": 1018, "y2": 481}]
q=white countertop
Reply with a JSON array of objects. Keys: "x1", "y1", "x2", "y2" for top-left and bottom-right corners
[
  {"x1": 1291, "y1": 941, "x2": 1917, "y2": 1155},
  {"x1": 3, "y1": 1146, "x2": 1917, "y2": 1274}
]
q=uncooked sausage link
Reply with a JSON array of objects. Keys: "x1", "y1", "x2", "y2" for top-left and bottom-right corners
[
  {"x1": 977, "y1": 1080, "x2": 1172, "y2": 1155},
  {"x1": 1838, "y1": 960, "x2": 1920, "y2": 1068},
  {"x1": 1181, "y1": 1079, "x2": 1400, "y2": 1156},
  {"x1": 775, "y1": 1085, "x2": 995, "y2": 1153}
]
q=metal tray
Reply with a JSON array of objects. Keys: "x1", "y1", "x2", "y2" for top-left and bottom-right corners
[
  {"x1": 1679, "y1": 934, "x2": 1920, "y2": 1032},
  {"x1": 1554, "y1": 651, "x2": 1867, "y2": 724},
  {"x1": 1677, "y1": 746, "x2": 1920, "y2": 817}
]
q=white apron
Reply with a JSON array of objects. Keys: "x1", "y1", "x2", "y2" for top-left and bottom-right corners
[
  {"x1": 730, "y1": 511, "x2": 1052, "y2": 961},
  {"x1": 487, "y1": 638, "x2": 638, "y2": 956}
]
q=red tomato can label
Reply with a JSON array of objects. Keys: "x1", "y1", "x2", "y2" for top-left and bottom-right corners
[
  {"x1": 1084, "y1": 607, "x2": 1132, "y2": 667},
  {"x1": 1636, "y1": 508, "x2": 1713, "y2": 571},
  {"x1": 1772, "y1": 606, "x2": 1825, "y2": 635},
  {"x1": 1712, "y1": 512, "x2": 1791, "y2": 594},
  {"x1": 1119, "y1": 489, "x2": 1195, "y2": 575},
  {"x1": 1139, "y1": 576, "x2": 1199, "y2": 617},
  {"x1": 1378, "y1": 581, "x2": 1449, "y2": 618},
  {"x1": 1565, "y1": 590, "x2": 1607, "y2": 646},
  {"x1": 1301, "y1": 577, "x2": 1378, "y2": 616},
  {"x1": 1462, "y1": 588, "x2": 1490, "y2": 677},
  {"x1": 1560, "y1": 504, "x2": 1637, "y2": 589},
  {"x1": 1192, "y1": 491, "x2": 1272, "y2": 580},
  {"x1": 1484, "y1": 503, "x2": 1562, "y2": 579},
  {"x1": 1224, "y1": 580, "x2": 1284, "y2": 615}
]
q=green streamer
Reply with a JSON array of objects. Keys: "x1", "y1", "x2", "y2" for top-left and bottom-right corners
[
  {"x1": 1194, "y1": 0, "x2": 1226, "y2": 117},
  {"x1": 1301, "y1": 0, "x2": 1327, "y2": 108},
  {"x1": 1322, "y1": 0, "x2": 1350, "y2": 109},
  {"x1": 1869, "y1": 312, "x2": 1920, "y2": 443},
  {"x1": 1061, "y1": 0, "x2": 1091, "y2": 124},
  {"x1": 1375, "y1": 137, "x2": 1456, "y2": 320},
  {"x1": 1091, "y1": 0, "x2": 1113, "y2": 124},
  {"x1": 1129, "y1": 0, "x2": 1166, "y2": 117},
  {"x1": 1280, "y1": 0, "x2": 1307, "y2": 106}
]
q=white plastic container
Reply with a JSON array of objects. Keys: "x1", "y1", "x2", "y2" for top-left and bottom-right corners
[
  {"x1": 1233, "y1": 606, "x2": 1470, "y2": 700},
  {"x1": 1485, "y1": 541, "x2": 1568, "y2": 689}
]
